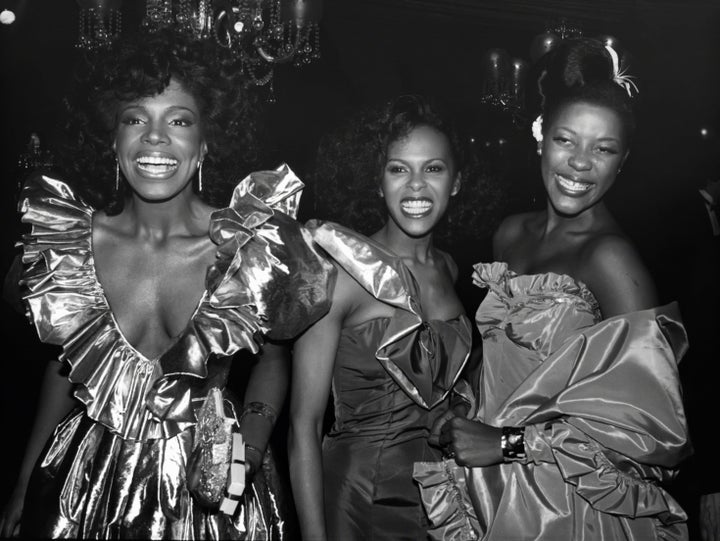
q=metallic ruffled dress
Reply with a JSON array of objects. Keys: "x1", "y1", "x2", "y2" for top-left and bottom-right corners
[
  {"x1": 414, "y1": 262, "x2": 692, "y2": 541},
  {"x1": 306, "y1": 221, "x2": 472, "y2": 541},
  {"x1": 17, "y1": 166, "x2": 334, "y2": 539}
]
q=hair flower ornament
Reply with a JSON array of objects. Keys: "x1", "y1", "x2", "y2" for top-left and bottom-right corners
[
  {"x1": 605, "y1": 44, "x2": 639, "y2": 97},
  {"x1": 531, "y1": 115, "x2": 544, "y2": 143}
]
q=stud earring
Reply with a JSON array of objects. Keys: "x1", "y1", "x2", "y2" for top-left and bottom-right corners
[{"x1": 536, "y1": 148, "x2": 542, "y2": 156}]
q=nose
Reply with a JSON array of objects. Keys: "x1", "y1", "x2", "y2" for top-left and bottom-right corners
[
  {"x1": 407, "y1": 170, "x2": 427, "y2": 191},
  {"x1": 142, "y1": 121, "x2": 170, "y2": 145},
  {"x1": 568, "y1": 148, "x2": 592, "y2": 171}
]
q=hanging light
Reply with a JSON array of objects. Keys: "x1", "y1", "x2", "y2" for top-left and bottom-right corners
[
  {"x1": 479, "y1": 48, "x2": 527, "y2": 124},
  {"x1": 76, "y1": 0, "x2": 123, "y2": 50},
  {"x1": 131, "y1": 0, "x2": 322, "y2": 89}
]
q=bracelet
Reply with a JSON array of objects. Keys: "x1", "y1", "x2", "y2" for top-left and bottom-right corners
[
  {"x1": 240, "y1": 401, "x2": 278, "y2": 426},
  {"x1": 501, "y1": 426, "x2": 526, "y2": 462},
  {"x1": 244, "y1": 443, "x2": 264, "y2": 475}
]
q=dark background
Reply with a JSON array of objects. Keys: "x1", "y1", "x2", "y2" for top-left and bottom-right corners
[{"x1": 1, "y1": 0, "x2": 719, "y2": 537}]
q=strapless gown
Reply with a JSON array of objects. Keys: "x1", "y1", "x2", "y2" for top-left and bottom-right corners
[
  {"x1": 307, "y1": 221, "x2": 473, "y2": 541},
  {"x1": 415, "y1": 262, "x2": 692, "y2": 541}
]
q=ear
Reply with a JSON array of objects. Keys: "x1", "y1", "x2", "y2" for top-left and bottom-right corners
[
  {"x1": 619, "y1": 150, "x2": 629, "y2": 171},
  {"x1": 112, "y1": 140, "x2": 117, "y2": 153},
  {"x1": 201, "y1": 140, "x2": 208, "y2": 159},
  {"x1": 451, "y1": 173, "x2": 462, "y2": 196}
]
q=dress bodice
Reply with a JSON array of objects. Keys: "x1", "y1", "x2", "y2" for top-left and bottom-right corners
[
  {"x1": 19, "y1": 166, "x2": 334, "y2": 441},
  {"x1": 330, "y1": 315, "x2": 469, "y2": 440},
  {"x1": 474, "y1": 261, "x2": 602, "y2": 420},
  {"x1": 414, "y1": 261, "x2": 692, "y2": 541}
]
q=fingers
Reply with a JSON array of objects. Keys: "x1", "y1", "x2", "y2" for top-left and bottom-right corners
[{"x1": 0, "y1": 513, "x2": 20, "y2": 539}]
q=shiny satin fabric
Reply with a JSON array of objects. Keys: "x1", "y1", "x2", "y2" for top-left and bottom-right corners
[
  {"x1": 19, "y1": 166, "x2": 334, "y2": 438},
  {"x1": 22, "y1": 405, "x2": 287, "y2": 540},
  {"x1": 415, "y1": 262, "x2": 691, "y2": 541},
  {"x1": 17, "y1": 167, "x2": 333, "y2": 539},
  {"x1": 308, "y1": 220, "x2": 471, "y2": 409},
  {"x1": 306, "y1": 221, "x2": 471, "y2": 540}
]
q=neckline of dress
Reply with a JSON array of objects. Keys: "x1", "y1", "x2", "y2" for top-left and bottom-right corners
[
  {"x1": 88, "y1": 208, "x2": 209, "y2": 363},
  {"x1": 482, "y1": 261, "x2": 602, "y2": 316}
]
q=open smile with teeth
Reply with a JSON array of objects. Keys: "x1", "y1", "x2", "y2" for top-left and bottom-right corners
[
  {"x1": 136, "y1": 156, "x2": 179, "y2": 174},
  {"x1": 556, "y1": 173, "x2": 593, "y2": 194},
  {"x1": 401, "y1": 198, "x2": 433, "y2": 217}
]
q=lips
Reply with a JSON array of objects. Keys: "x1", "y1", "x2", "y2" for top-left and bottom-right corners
[
  {"x1": 135, "y1": 153, "x2": 179, "y2": 175},
  {"x1": 401, "y1": 197, "x2": 433, "y2": 218},
  {"x1": 555, "y1": 173, "x2": 593, "y2": 195}
]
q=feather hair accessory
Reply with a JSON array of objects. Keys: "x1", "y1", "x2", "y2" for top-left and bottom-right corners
[{"x1": 605, "y1": 44, "x2": 639, "y2": 97}]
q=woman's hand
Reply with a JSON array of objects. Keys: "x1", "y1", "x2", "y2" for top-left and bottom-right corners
[
  {"x1": 438, "y1": 417, "x2": 503, "y2": 467},
  {"x1": 429, "y1": 400, "x2": 469, "y2": 448},
  {"x1": 0, "y1": 484, "x2": 25, "y2": 538}
]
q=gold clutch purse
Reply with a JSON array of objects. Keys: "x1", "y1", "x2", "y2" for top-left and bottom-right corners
[{"x1": 190, "y1": 387, "x2": 246, "y2": 512}]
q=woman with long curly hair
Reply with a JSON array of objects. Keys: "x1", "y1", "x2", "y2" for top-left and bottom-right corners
[
  {"x1": 287, "y1": 95, "x2": 499, "y2": 540},
  {"x1": 0, "y1": 27, "x2": 333, "y2": 539}
]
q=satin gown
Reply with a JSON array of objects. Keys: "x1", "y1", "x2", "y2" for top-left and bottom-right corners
[
  {"x1": 17, "y1": 166, "x2": 334, "y2": 539},
  {"x1": 307, "y1": 221, "x2": 472, "y2": 541},
  {"x1": 415, "y1": 262, "x2": 692, "y2": 541}
]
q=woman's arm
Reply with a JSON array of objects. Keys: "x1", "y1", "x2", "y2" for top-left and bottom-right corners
[
  {"x1": 0, "y1": 359, "x2": 76, "y2": 538},
  {"x1": 239, "y1": 339, "x2": 290, "y2": 477},
  {"x1": 287, "y1": 272, "x2": 348, "y2": 541}
]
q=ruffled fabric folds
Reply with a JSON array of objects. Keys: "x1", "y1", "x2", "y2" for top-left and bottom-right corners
[
  {"x1": 413, "y1": 459, "x2": 480, "y2": 541},
  {"x1": 148, "y1": 165, "x2": 335, "y2": 426},
  {"x1": 19, "y1": 166, "x2": 334, "y2": 441},
  {"x1": 307, "y1": 220, "x2": 471, "y2": 409},
  {"x1": 414, "y1": 262, "x2": 692, "y2": 540}
]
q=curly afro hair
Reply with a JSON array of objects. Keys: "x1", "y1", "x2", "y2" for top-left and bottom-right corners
[{"x1": 55, "y1": 27, "x2": 268, "y2": 213}]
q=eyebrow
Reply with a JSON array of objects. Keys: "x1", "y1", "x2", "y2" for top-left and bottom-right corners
[
  {"x1": 554, "y1": 127, "x2": 621, "y2": 143},
  {"x1": 118, "y1": 104, "x2": 198, "y2": 116}
]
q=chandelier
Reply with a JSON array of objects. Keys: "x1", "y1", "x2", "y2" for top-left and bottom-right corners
[
  {"x1": 478, "y1": 49, "x2": 528, "y2": 125},
  {"x1": 76, "y1": 0, "x2": 322, "y2": 91},
  {"x1": 478, "y1": 18, "x2": 583, "y2": 126}
]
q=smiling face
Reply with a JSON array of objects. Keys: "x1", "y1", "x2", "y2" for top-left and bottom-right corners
[
  {"x1": 114, "y1": 78, "x2": 207, "y2": 201},
  {"x1": 380, "y1": 124, "x2": 460, "y2": 238},
  {"x1": 540, "y1": 101, "x2": 628, "y2": 217}
]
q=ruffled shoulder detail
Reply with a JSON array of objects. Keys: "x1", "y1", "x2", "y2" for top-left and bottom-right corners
[
  {"x1": 473, "y1": 261, "x2": 601, "y2": 317},
  {"x1": 19, "y1": 167, "x2": 335, "y2": 440},
  {"x1": 507, "y1": 304, "x2": 690, "y2": 521},
  {"x1": 148, "y1": 165, "x2": 336, "y2": 426},
  {"x1": 307, "y1": 220, "x2": 470, "y2": 409},
  {"x1": 19, "y1": 173, "x2": 169, "y2": 439}
]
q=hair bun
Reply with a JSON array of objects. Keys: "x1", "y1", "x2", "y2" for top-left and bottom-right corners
[{"x1": 539, "y1": 38, "x2": 613, "y2": 102}]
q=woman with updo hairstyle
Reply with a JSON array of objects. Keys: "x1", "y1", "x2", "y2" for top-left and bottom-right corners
[
  {"x1": 0, "y1": 26, "x2": 334, "y2": 539},
  {"x1": 288, "y1": 95, "x2": 495, "y2": 540},
  {"x1": 414, "y1": 38, "x2": 692, "y2": 540}
]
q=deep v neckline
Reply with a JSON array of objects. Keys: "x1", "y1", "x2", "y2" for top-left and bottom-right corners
[{"x1": 89, "y1": 209, "x2": 210, "y2": 363}]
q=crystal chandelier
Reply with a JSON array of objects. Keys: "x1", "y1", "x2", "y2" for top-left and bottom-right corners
[
  {"x1": 76, "y1": 1, "x2": 322, "y2": 91},
  {"x1": 76, "y1": 0, "x2": 123, "y2": 50}
]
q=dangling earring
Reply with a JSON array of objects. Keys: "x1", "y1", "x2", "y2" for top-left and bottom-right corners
[
  {"x1": 115, "y1": 160, "x2": 120, "y2": 191},
  {"x1": 198, "y1": 161, "x2": 203, "y2": 192}
]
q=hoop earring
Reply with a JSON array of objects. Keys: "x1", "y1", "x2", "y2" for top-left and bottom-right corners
[
  {"x1": 198, "y1": 161, "x2": 203, "y2": 192},
  {"x1": 115, "y1": 161, "x2": 120, "y2": 191}
]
